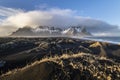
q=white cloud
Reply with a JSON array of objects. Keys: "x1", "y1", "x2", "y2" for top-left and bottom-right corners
[
  {"x1": 0, "y1": 6, "x2": 120, "y2": 36},
  {"x1": 0, "y1": 26, "x2": 17, "y2": 36},
  {"x1": 0, "y1": 6, "x2": 24, "y2": 17},
  {"x1": 0, "y1": 8, "x2": 79, "y2": 29}
]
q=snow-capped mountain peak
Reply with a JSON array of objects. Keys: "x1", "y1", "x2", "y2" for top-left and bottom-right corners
[{"x1": 62, "y1": 26, "x2": 91, "y2": 36}]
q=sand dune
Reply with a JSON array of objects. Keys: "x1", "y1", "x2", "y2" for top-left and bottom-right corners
[
  {"x1": 0, "y1": 37, "x2": 120, "y2": 80},
  {"x1": 1, "y1": 53, "x2": 120, "y2": 80}
]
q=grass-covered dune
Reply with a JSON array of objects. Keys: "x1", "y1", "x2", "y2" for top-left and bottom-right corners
[
  {"x1": 1, "y1": 53, "x2": 120, "y2": 80},
  {"x1": 0, "y1": 37, "x2": 120, "y2": 80}
]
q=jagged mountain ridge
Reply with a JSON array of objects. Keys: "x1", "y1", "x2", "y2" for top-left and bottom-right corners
[
  {"x1": 62, "y1": 26, "x2": 91, "y2": 36},
  {"x1": 10, "y1": 26, "x2": 91, "y2": 37}
]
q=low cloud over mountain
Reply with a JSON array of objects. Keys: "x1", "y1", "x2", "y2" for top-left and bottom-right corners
[{"x1": 0, "y1": 6, "x2": 120, "y2": 36}]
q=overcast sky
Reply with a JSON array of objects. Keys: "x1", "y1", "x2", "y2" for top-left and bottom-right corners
[{"x1": 0, "y1": 0, "x2": 120, "y2": 36}]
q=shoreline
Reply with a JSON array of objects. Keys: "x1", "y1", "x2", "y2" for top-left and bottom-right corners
[{"x1": 0, "y1": 36, "x2": 120, "y2": 44}]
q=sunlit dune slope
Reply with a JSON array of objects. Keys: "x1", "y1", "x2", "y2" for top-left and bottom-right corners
[{"x1": 1, "y1": 53, "x2": 120, "y2": 80}]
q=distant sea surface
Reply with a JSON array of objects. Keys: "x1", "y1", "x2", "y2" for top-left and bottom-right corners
[{"x1": 85, "y1": 36, "x2": 120, "y2": 44}]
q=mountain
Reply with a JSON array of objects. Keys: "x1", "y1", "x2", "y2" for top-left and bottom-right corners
[
  {"x1": 10, "y1": 26, "x2": 91, "y2": 37},
  {"x1": 10, "y1": 26, "x2": 62, "y2": 36},
  {"x1": 62, "y1": 26, "x2": 91, "y2": 36},
  {"x1": 10, "y1": 27, "x2": 34, "y2": 36}
]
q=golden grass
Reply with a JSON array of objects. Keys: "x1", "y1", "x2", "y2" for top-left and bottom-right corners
[{"x1": 1, "y1": 52, "x2": 120, "y2": 80}]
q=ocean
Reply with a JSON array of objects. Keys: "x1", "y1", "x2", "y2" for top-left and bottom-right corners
[{"x1": 85, "y1": 36, "x2": 120, "y2": 44}]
